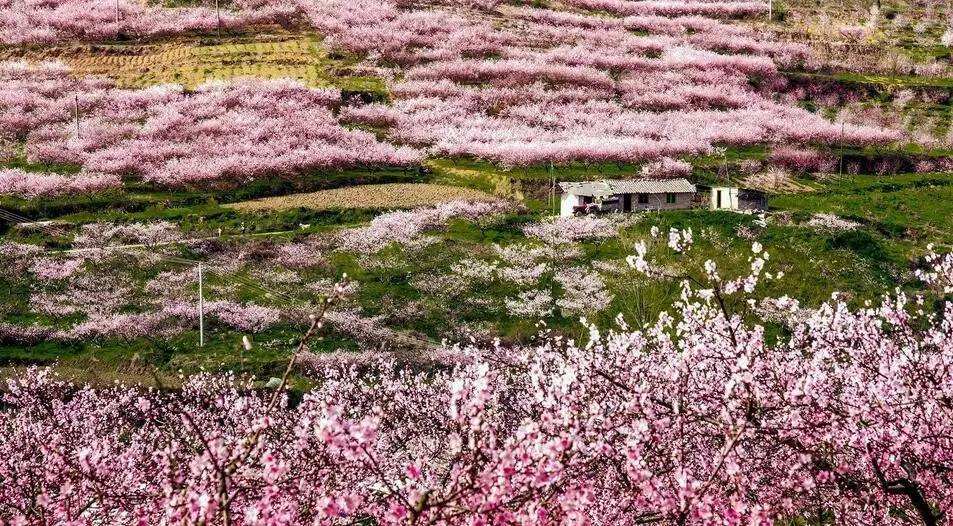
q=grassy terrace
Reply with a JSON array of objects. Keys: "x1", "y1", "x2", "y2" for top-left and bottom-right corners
[{"x1": 784, "y1": 70, "x2": 953, "y2": 90}]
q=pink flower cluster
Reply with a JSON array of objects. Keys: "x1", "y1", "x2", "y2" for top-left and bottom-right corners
[
  {"x1": 28, "y1": 255, "x2": 85, "y2": 281},
  {"x1": 561, "y1": 0, "x2": 769, "y2": 18},
  {"x1": 523, "y1": 215, "x2": 631, "y2": 244},
  {"x1": 806, "y1": 213, "x2": 861, "y2": 232},
  {"x1": 0, "y1": 0, "x2": 298, "y2": 44},
  {"x1": 0, "y1": 168, "x2": 120, "y2": 198},
  {"x1": 73, "y1": 221, "x2": 183, "y2": 248},
  {"x1": 206, "y1": 300, "x2": 282, "y2": 332},
  {"x1": 768, "y1": 146, "x2": 836, "y2": 173},
  {"x1": 554, "y1": 266, "x2": 614, "y2": 315},
  {"x1": 1, "y1": 245, "x2": 952, "y2": 524},
  {"x1": 65, "y1": 311, "x2": 173, "y2": 341},
  {"x1": 45, "y1": 298, "x2": 281, "y2": 340},
  {"x1": 640, "y1": 156, "x2": 693, "y2": 177},
  {"x1": 917, "y1": 244, "x2": 953, "y2": 294},
  {"x1": 338, "y1": 199, "x2": 509, "y2": 253},
  {"x1": 504, "y1": 289, "x2": 554, "y2": 317}
]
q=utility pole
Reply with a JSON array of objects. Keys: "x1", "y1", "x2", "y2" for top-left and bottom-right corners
[
  {"x1": 115, "y1": 0, "x2": 120, "y2": 37},
  {"x1": 721, "y1": 150, "x2": 728, "y2": 184},
  {"x1": 768, "y1": 0, "x2": 772, "y2": 21},
  {"x1": 216, "y1": 0, "x2": 222, "y2": 37},
  {"x1": 198, "y1": 263, "x2": 205, "y2": 347}
]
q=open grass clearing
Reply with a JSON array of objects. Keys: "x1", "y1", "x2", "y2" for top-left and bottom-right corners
[{"x1": 771, "y1": 172, "x2": 953, "y2": 244}]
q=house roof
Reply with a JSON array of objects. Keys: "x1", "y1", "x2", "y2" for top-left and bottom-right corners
[{"x1": 559, "y1": 178, "x2": 695, "y2": 197}]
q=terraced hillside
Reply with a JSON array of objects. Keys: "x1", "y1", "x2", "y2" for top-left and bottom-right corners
[{"x1": 0, "y1": 0, "x2": 952, "y2": 524}]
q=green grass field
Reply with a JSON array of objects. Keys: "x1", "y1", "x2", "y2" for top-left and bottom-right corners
[{"x1": 3, "y1": 167, "x2": 948, "y2": 385}]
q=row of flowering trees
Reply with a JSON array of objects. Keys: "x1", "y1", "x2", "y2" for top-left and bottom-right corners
[
  {"x1": 0, "y1": 61, "x2": 420, "y2": 190},
  {"x1": 0, "y1": 200, "x2": 517, "y2": 344},
  {"x1": 1, "y1": 236, "x2": 951, "y2": 524},
  {"x1": 0, "y1": 0, "x2": 783, "y2": 44},
  {"x1": 0, "y1": 0, "x2": 300, "y2": 44},
  {"x1": 316, "y1": 0, "x2": 902, "y2": 166},
  {"x1": 0, "y1": 168, "x2": 120, "y2": 198}
]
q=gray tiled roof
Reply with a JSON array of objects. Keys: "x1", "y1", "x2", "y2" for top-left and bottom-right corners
[{"x1": 558, "y1": 178, "x2": 695, "y2": 196}]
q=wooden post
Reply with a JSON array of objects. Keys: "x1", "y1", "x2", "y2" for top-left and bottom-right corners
[
  {"x1": 115, "y1": 0, "x2": 120, "y2": 37},
  {"x1": 198, "y1": 264, "x2": 205, "y2": 347},
  {"x1": 768, "y1": 0, "x2": 772, "y2": 21},
  {"x1": 73, "y1": 93, "x2": 80, "y2": 138},
  {"x1": 216, "y1": 0, "x2": 221, "y2": 37}
]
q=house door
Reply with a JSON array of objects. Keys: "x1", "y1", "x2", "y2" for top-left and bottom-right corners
[
  {"x1": 716, "y1": 190, "x2": 722, "y2": 209},
  {"x1": 623, "y1": 193, "x2": 632, "y2": 212}
]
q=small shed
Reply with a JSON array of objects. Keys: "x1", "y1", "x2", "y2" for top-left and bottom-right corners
[
  {"x1": 710, "y1": 186, "x2": 768, "y2": 211},
  {"x1": 559, "y1": 179, "x2": 696, "y2": 217}
]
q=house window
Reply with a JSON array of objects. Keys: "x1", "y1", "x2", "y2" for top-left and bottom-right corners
[
  {"x1": 582, "y1": 196, "x2": 594, "y2": 205},
  {"x1": 665, "y1": 193, "x2": 676, "y2": 204},
  {"x1": 637, "y1": 193, "x2": 649, "y2": 204}
]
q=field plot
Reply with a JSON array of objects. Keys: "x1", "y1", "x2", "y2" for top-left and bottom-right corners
[
  {"x1": 0, "y1": 33, "x2": 386, "y2": 92},
  {"x1": 226, "y1": 183, "x2": 495, "y2": 211}
]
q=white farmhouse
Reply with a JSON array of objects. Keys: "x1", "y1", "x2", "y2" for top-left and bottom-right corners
[
  {"x1": 709, "y1": 186, "x2": 768, "y2": 211},
  {"x1": 559, "y1": 178, "x2": 696, "y2": 217}
]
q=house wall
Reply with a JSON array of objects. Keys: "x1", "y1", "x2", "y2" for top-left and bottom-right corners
[
  {"x1": 738, "y1": 191, "x2": 768, "y2": 211},
  {"x1": 710, "y1": 187, "x2": 767, "y2": 211},
  {"x1": 737, "y1": 197, "x2": 764, "y2": 211},
  {"x1": 711, "y1": 187, "x2": 738, "y2": 210},
  {"x1": 599, "y1": 196, "x2": 623, "y2": 213},
  {"x1": 560, "y1": 193, "x2": 580, "y2": 217},
  {"x1": 631, "y1": 192, "x2": 694, "y2": 211},
  {"x1": 559, "y1": 191, "x2": 694, "y2": 215}
]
